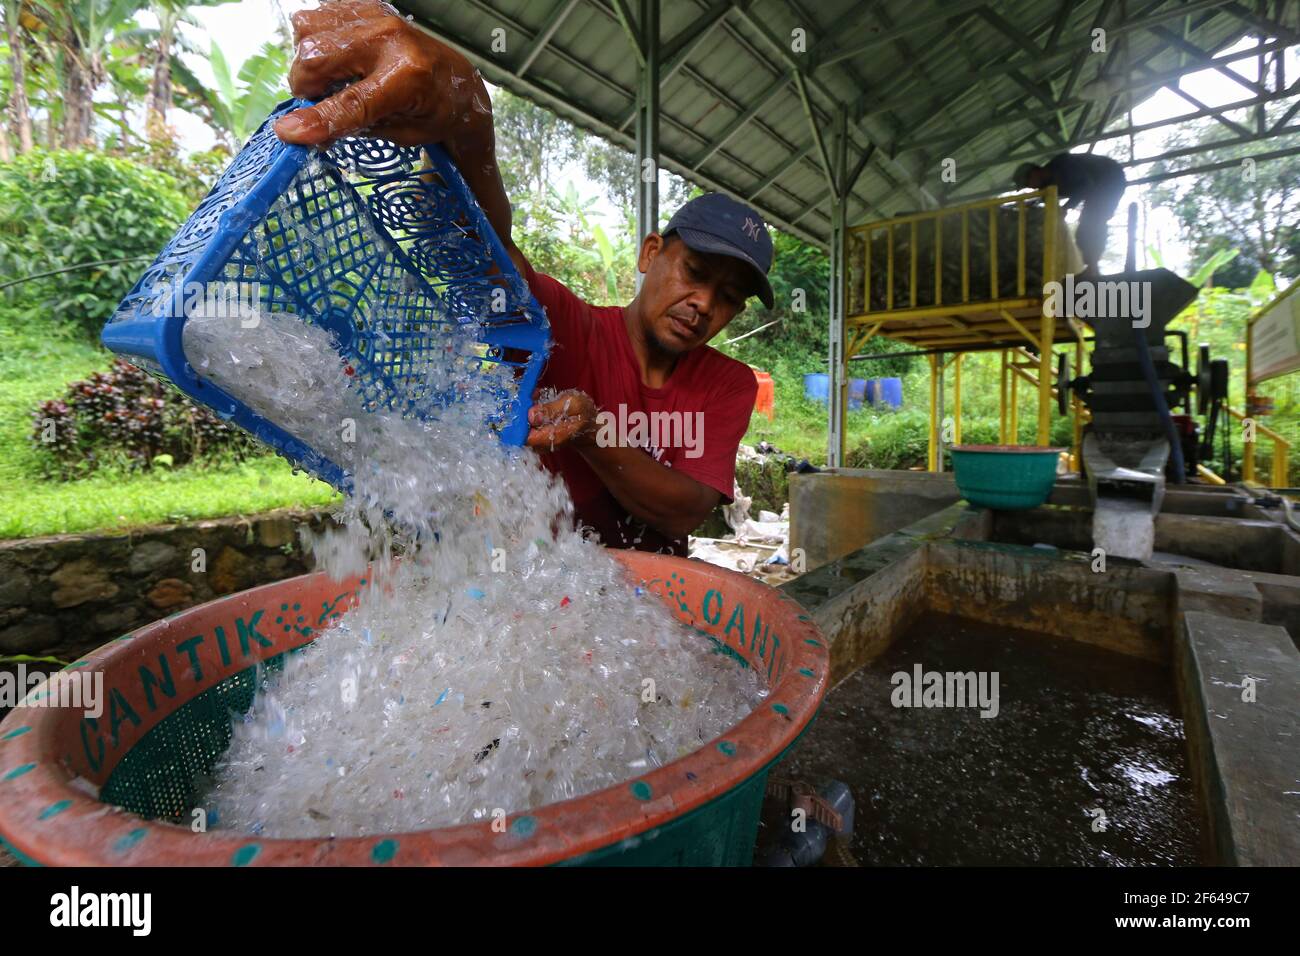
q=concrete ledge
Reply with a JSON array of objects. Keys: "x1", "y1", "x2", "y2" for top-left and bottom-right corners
[
  {"x1": 1173, "y1": 567, "x2": 1264, "y2": 622},
  {"x1": 1157, "y1": 514, "x2": 1297, "y2": 574},
  {"x1": 780, "y1": 529, "x2": 928, "y2": 687},
  {"x1": 1177, "y1": 611, "x2": 1300, "y2": 865},
  {"x1": 925, "y1": 539, "x2": 1175, "y2": 662},
  {"x1": 789, "y1": 469, "x2": 959, "y2": 570}
]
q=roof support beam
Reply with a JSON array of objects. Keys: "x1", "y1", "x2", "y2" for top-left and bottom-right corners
[
  {"x1": 594, "y1": 1, "x2": 813, "y2": 183},
  {"x1": 1147, "y1": 23, "x2": 1268, "y2": 94},
  {"x1": 903, "y1": 0, "x2": 1125, "y2": 190},
  {"x1": 729, "y1": 3, "x2": 937, "y2": 210},
  {"x1": 1162, "y1": 73, "x2": 1256, "y2": 138},
  {"x1": 447, "y1": 0, "x2": 822, "y2": 220},
  {"x1": 814, "y1": 0, "x2": 992, "y2": 70},
  {"x1": 856, "y1": 0, "x2": 1239, "y2": 120},
  {"x1": 402, "y1": 10, "x2": 827, "y2": 248},
  {"x1": 635, "y1": 0, "x2": 659, "y2": 246},
  {"x1": 1222, "y1": 0, "x2": 1300, "y2": 42},
  {"x1": 1060, "y1": 0, "x2": 1116, "y2": 105},
  {"x1": 614, "y1": 0, "x2": 734, "y2": 131},
  {"x1": 1123, "y1": 142, "x2": 1300, "y2": 185},
  {"x1": 912, "y1": 37, "x2": 1294, "y2": 169},
  {"x1": 844, "y1": 143, "x2": 878, "y2": 199},
  {"x1": 1274, "y1": 93, "x2": 1300, "y2": 131},
  {"x1": 1045, "y1": 0, "x2": 1077, "y2": 52},
  {"x1": 516, "y1": 0, "x2": 582, "y2": 78},
  {"x1": 977, "y1": 6, "x2": 1046, "y2": 61},
  {"x1": 908, "y1": 83, "x2": 1297, "y2": 153},
  {"x1": 709, "y1": 0, "x2": 886, "y2": 217},
  {"x1": 793, "y1": 71, "x2": 836, "y2": 197},
  {"x1": 689, "y1": 69, "x2": 791, "y2": 169},
  {"x1": 611, "y1": 0, "x2": 644, "y2": 67},
  {"x1": 944, "y1": 131, "x2": 1300, "y2": 203}
]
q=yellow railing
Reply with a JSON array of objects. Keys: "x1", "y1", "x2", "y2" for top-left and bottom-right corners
[
  {"x1": 846, "y1": 186, "x2": 1060, "y2": 320},
  {"x1": 1239, "y1": 282, "x2": 1300, "y2": 488},
  {"x1": 841, "y1": 187, "x2": 1073, "y2": 470},
  {"x1": 1231, "y1": 406, "x2": 1291, "y2": 488}
]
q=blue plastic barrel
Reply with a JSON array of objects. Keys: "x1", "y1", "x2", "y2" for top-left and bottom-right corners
[
  {"x1": 803, "y1": 373, "x2": 830, "y2": 404},
  {"x1": 848, "y1": 378, "x2": 868, "y2": 410},
  {"x1": 874, "y1": 377, "x2": 903, "y2": 408}
]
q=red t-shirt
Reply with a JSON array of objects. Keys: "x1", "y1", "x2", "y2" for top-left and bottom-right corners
[{"x1": 523, "y1": 260, "x2": 758, "y2": 556}]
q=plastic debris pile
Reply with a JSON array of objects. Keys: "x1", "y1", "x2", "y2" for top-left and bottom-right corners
[
  {"x1": 184, "y1": 305, "x2": 762, "y2": 838},
  {"x1": 691, "y1": 443, "x2": 796, "y2": 584}
]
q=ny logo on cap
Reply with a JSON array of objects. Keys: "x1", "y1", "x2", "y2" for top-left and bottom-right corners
[{"x1": 742, "y1": 217, "x2": 763, "y2": 242}]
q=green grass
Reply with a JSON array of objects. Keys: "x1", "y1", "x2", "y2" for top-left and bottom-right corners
[
  {"x1": 740, "y1": 359, "x2": 907, "y2": 462},
  {"x1": 0, "y1": 316, "x2": 339, "y2": 539},
  {"x1": 0, "y1": 321, "x2": 107, "y2": 488},
  {"x1": 0, "y1": 456, "x2": 339, "y2": 538}
]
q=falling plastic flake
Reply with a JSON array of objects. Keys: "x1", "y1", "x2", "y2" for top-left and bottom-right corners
[{"x1": 182, "y1": 198, "x2": 761, "y2": 840}]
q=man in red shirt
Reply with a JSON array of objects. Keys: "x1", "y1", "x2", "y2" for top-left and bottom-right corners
[{"x1": 275, "y1": 0, "x2": 767, "y2": 555}]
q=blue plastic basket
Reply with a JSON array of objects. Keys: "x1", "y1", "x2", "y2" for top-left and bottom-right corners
[{"x1": 102, "y1": 98, "x2": 549, "y2": 492}]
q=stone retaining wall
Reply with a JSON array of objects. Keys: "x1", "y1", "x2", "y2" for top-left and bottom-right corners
[{"x1": 0, "y1": 508, "x2": 336, "y2": 663}]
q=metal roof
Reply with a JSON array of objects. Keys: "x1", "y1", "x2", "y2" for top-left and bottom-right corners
[{"x1": 397, "y1": 0, "x2": 1299, "y2": 250}]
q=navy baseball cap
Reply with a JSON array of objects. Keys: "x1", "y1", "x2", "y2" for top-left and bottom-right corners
[{"x1": 663, "y1": 193, "x2": 775, "y2": 309}]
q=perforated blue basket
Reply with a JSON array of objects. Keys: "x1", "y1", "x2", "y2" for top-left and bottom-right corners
[{"x1": 102, "y1": 97, "x2": 550, "y2": 492}]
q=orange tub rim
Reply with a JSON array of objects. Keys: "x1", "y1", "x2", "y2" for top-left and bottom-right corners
[{"x1": 0, "y1": 551, "x2": 827, "y2": 866}]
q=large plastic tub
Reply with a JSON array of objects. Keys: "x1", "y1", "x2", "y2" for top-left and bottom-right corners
[
  {"x1": 0, "y1": 552, "x2": 826, "y2": 866},
  {"x1": 849, "y1": 378, "x2": 869, "y2": 410},
  {"x1": 950, "y1": 444, "x2": 1064, "y2": 510},
  {"x1": 872, "y1": 377, "x2": 903, "y2": 408},
  {"x1": 803, "y1": 373, "x2": 829, "y2": 404}
]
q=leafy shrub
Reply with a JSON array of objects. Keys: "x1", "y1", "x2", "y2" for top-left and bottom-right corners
[
  {"x1": 846, "y1": 408, "x2": 931, "y2": 469},
  {"x1": 123, "y1": 136, "x2": 229, "y2": 206},
  {"x1": 0, "y1": 150, "x2": 189, "y2": 336},
  {"x1": 30, "y1": 358, "x2": 254, "y2": 478}
]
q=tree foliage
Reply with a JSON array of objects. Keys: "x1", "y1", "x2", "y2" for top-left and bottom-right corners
[
  {"x1": 1148, "y1": 111, "x2": 1300, "y2": 282},
  {"x1": 0, "y1": 148, "x2": 188, "y2": 332}
]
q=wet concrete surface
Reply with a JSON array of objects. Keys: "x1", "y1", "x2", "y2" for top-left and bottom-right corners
[{"x1": 776, "y1": 612, "x2": 1205, "y2": 865}]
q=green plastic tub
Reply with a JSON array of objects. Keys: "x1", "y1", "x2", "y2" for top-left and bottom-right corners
[{"x1": 950, "y1": 444, "x2": 1065, "y2": 510}]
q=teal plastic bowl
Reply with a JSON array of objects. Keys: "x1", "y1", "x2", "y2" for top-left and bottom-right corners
[{"x1": 950, "y1": 444, "x2": 1065, "y2": 510}]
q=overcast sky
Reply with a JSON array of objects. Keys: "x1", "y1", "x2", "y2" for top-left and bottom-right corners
[{"x1": 143, "y1": 1, "x2": 1297, "y2": 276}]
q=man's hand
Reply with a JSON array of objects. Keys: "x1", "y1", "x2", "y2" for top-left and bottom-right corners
[
  {"x1": 274, "y1": 0, "x2": 521, "y2": 265},
  {"x1": 273, "y1": 0, "x2": 488, "y2": 150},
  {"x1": 525, "y1": 390, "x2": 599, "y2": 451}
]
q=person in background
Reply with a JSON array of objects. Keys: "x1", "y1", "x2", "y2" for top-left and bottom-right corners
[
  {"x1": 272, "y1": 0, "x2": 767, "y2": 557},
  {"x1": 1014, "y1": 152, "x2": 1126, "y2": 275}
]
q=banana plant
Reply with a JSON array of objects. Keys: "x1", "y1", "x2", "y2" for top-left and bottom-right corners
[
  {"x1": 144, "y1": 0, "x2": 235, "y2": 130},
  {"x1": 28, "y1": 0, "x2": 148, "y2": 146},
  {"x1": 171, "y1": 38, "x2": 288, "y2": 152},
  {"x1": 3, "y1": 0, "x2": 36, "y2": 153},
  {"x1": 592, "y1": 223, "x2": 618, "y2": 303},
  {"x1": 1146, "y1": 244, "x2": 1241, "y2": 288}
]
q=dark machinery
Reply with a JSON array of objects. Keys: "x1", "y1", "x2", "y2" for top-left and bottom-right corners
[
  {"x1": 1059, "y1": 324, "x2": 1233, "y2": 484},
  {"x1": 1049, "y1": 205, "x2": 1230, "y2": 558}
]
